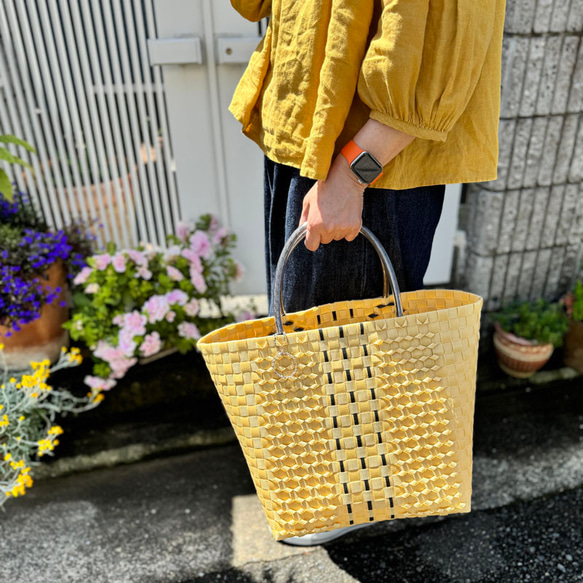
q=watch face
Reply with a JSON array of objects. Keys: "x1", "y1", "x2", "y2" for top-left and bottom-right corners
[{"x1": 351, "y1": 152, "x2": 383, "y2": 184}]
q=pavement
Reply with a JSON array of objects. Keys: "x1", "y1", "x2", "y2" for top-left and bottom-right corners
[{"x1": 0, "y1": 372, "x2": 582, "y2": 583}]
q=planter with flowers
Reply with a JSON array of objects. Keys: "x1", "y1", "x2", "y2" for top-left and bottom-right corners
[
  {"x1": 0, "y1": 344, "x2": 100, "y2": 505},
  {"x1": 490, "y1": 298, "x2": 570, "y2": 378},
  {"x1": 559, "y1": 279, "x2": 583, "y2": 373},
  {"x1": 64, "y1": 213, "x2": 255, "y2": 393},
  {"x1": 0, "y1": 192, "x2": 95, "y2": 370}
]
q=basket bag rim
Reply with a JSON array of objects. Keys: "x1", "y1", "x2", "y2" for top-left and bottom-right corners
[{"x1": 198, "y1": 288, "x2": 483, "y2": 349}]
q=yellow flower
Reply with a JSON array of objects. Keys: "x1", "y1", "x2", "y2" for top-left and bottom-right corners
[
  {"x1": 0, "y1": 343, "x2": 4, "y2": 351},
  {"x1": 9, "y1": 378, "x2": 16, "y2": 384},
  {"x1": 0, "y1": 414, "x2": 9, "y2": 428},
  {"x1": 4, "y1": 452, "x2": 12, "y2": 461}
]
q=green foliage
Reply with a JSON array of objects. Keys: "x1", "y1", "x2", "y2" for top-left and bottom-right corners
[
  {"x1": 0, "y1": 135, "x2": 36, "y2": 202},
  {"x1": 491, "y1": 297, "x2": 570, "y2": 348},
  {"x1": 572, "y1": 280, "x2": 583, "y2": 322}
]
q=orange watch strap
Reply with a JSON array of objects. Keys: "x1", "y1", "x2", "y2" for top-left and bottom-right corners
[
  {"x1": 341, "y1": 139, "x2": 384, "y2": 185},
  {"x1": 340, "y1": 139, "x2": 364, "y2": 164}
]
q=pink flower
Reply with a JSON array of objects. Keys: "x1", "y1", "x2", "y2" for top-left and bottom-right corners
[
  {"x1": 118, "y1": 329, "x2": 137, "y2": 357},
  {"x1": 184, "y1": 299, "x2": 200, "y2": 317},
  {"x1": 94, "y1": 341, "x2": 125, "y2": 363},
  {"x1": 108, "y1": 356, "x2": 137, "y2": 379},
  {"x1": 178, "y1": 322, "x2": 201, "y2": 340},
  {"x1": 176, "y1": 220, "x2": 192, "y2": 242},
  {"x1": 165, "y1": 310, "x2": 176, "y2": 323},
  {"x1": 189, "y1": 230, "x2": 212, "y2": 259},
  {"x1": 140, "y1": 332, "x2": 162, "y2": 357},
  {"x1": 121, "y1": 311, "x2": 147, "y2": 336},
  {"x1": 127, "y1": 249, "x2": 148, "y2": 267},
  {"x1": 166, "y1": 290, "x2": 188, "y2": 306},
  {"x1": 86, "y1": 283, "x2": 100, "y2": 294},
  {"x1": 93, "y1": 254, "x2": 111, "y2": 271},
  {"x1": 212, "y1": 226, "x2": 229, "y2": 245},
  {"x1": 112, "y1": 253, "x2": 127, "y2": 273},
  {"x1": 143, "y1": 295, "x2": 170, "y2": 323},
  {"x1": 112, "y1": 314, "x2": 125, "y2": 326},
  {"x1": 181, "y1": 248, "x2": 202, "y2": 272},
  {"x1": 73, "y1": 266, "x2": 93, "y2": 286},
  {"x1": 136, "y1": 266, "x2": 152, "y2": 280},
  {"x1": 189, "y1": 267, "x2": 207, "y2": 294},
  {"x1": 167, "y1": 266, "x2": 184, "y2": 282},
  {"x1": 84, "y1": 375, "x2": 117, "y2": 391}
]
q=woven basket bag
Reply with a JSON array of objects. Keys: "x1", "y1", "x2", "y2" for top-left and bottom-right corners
[{"x1": 198, "y1": 223, "x2": 483, "y2": 541}]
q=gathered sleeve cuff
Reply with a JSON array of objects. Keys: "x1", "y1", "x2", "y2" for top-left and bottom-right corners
[{"x1": 358, "y1": 0, "x2": 498, "y2": 141}]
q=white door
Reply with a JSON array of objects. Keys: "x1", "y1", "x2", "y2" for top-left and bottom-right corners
[{"x1": 152, "y1": 0, "x2": 460, "y2": 298}]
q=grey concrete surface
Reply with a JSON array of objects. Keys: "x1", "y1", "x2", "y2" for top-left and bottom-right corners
[{"x1": 1, "y1": 381, "x2": 582, "y2": 583}]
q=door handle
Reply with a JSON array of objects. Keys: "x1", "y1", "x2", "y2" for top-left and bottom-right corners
[{"x1": 147, "y1": 38, "x2": 203, "y2": 66}]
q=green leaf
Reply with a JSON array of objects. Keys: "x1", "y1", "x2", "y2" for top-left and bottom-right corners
[
  {"x1": 0, "y1": 169, "x2": 13, "y2": 201},
  {"x1": 0, "y1": 134, "x2": 36, "y2": 154},
  {"x1": 0, "y1": 147, "x2": 31, "y2": 169}
]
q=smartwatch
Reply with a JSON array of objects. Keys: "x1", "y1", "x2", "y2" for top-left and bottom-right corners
[{"x1": 341, "y1": 140, "x2": 384, "y2": 186}]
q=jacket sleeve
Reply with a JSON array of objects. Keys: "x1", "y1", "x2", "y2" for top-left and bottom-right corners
[
  {"x1": 357, "y1": 0, "x2": 499, "y2": 142},
  {"x1": 230, "y1": 0, "x2": 272, "y2": 22}
]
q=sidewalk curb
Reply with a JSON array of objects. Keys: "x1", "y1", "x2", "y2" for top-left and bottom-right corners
[{"x1": 33, "y1": 426, "x2": 237, "y2": 480}]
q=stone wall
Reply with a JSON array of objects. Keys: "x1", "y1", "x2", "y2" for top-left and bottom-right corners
[{"x1": 460, "y1": 0, "x2": 583, "y2": 317}]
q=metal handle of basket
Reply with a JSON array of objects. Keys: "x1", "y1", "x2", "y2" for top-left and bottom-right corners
[{"x1": 272, "y1": 222, "x2": 403, "y2": 335}]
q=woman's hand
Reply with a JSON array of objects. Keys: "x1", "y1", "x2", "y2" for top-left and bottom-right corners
[
  {"x1": 299, "y1": 153, "x2": 366, "y2": 252},
  {"x1": 299, "y1": 119, "x2": 416, "y2": 252}
]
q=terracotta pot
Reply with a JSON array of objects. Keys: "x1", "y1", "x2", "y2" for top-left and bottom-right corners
[
  {"x1": 492, "y1": 321, "x2": 554, "y2": 379},
  {"x1": 563, "y1": 319, "x2": 583, "y2": 374},
  {"x1": 0, "y1": 262, "x2": 69, "y2": 371}
]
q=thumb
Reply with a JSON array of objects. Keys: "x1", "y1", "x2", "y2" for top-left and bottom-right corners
[{"x1": 299, "y1": 200, "x2": 309, "y2": 227}]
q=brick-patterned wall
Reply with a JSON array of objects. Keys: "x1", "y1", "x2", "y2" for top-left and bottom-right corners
[{"x1": 461, "y1": 0, "x2": 583, "y2": 317}]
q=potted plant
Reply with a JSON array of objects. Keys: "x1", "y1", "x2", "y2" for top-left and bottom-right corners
[
  {"x1": 64, "y1": 213, "x2": 255, "y2": 393},
  {"x1": 491, "y1": 298, "x2": 570, "y2": 378},
  {"x1": 0, "y1": 345, "x2": 100, "y2": 505},
  {"x1": 559, "y1": 279, "x2": 583, "y2": 373},
  {"x1": 0, "y1": 191, "x2": 96, "y2": 370}
]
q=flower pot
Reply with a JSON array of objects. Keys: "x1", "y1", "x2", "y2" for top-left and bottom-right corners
[
  {"x1": 563, "y1": 319, "x2": 583, "y2": 374},
  {"x1": 0, "y1": 262, "x2": 69, "y2": 371},
  {"x1": 492, "y1": 321, "x2": 554, "y2": 379}
]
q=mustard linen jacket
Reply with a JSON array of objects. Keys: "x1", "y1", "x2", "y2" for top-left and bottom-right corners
[{"x1": 228, "y1": 0, "x2": 507, "y2": 190}]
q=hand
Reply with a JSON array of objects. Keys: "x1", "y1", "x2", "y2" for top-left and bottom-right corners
[{"x1": 299, "y1": 153, "x2": 366, "y2": 252}]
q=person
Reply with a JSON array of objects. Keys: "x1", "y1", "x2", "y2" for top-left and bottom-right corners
[{"x1": 229, "y1": 0, "x2": 506, "y2": 545}]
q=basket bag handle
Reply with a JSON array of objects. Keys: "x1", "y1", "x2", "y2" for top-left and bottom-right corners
[{"x1": 272, "y1": 222, "x2": 404, "y2": 335}]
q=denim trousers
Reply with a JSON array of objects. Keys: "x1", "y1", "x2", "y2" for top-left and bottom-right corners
[{"x1": 264, "y1": 155, "x2": 446, "y2": 317}]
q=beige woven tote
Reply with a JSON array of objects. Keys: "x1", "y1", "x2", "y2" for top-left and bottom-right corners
[{"x1": 198, "y1": 223, "x2": 483, "y2": 541}]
